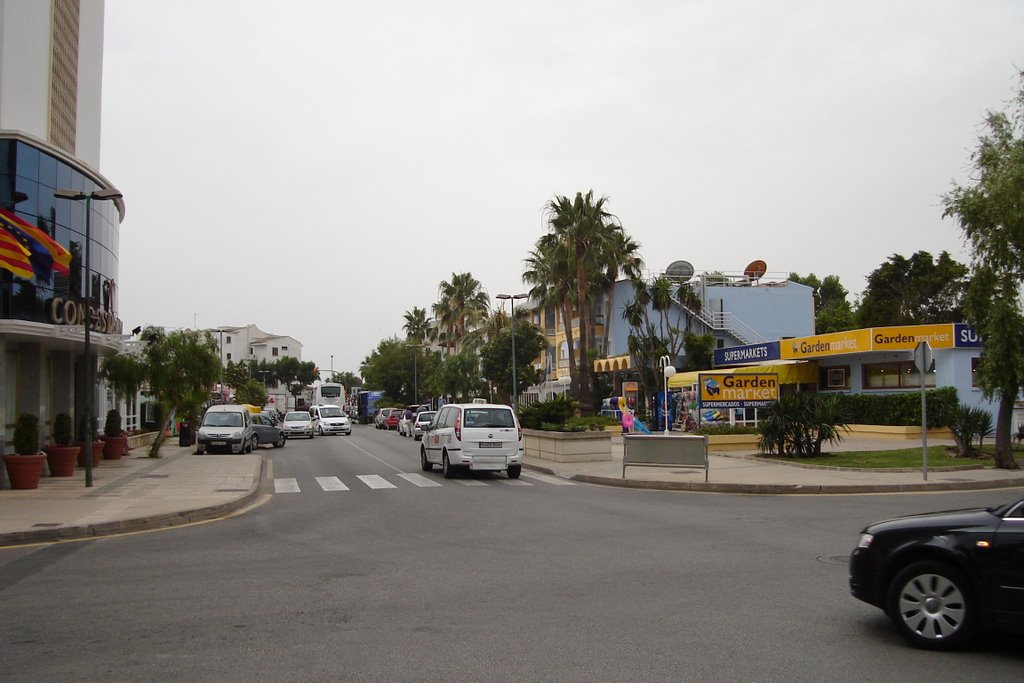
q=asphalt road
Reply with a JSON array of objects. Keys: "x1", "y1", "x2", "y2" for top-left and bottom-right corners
[{"x1": 1, "y1": 425, "x2": 1022, "y2": 682}]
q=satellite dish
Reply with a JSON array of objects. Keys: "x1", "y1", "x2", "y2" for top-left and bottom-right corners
[
  {"x1": 743, "y1": 259, "x2": 767, "y2": 281},
  {"x1": 665, "y1": 260, "x2": 694, "y2": 282}
]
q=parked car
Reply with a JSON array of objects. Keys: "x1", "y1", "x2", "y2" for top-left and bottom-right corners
[
  {"x1": 849, "y1": 494, "x2": 1024, "y2": 650},
  {"x1": 260, "y1": 410, "x2": 279, "y2": 426},
  {"x1": 251, "y1": 413, "x2": 286, "y2": 448},
  {"x1": 419, "y1": 403, "x2": 523, "y2": 478},
  {"x1": 374, "y1": 408, "x2": 389, "y2": 429},
  {"x1": 398, "y1": 408, "x2": 416, "y2": 437},
  {"x1": 411, "y1": 410, "x2": 435, "y2": 440},
  {"x1": 196, "y1": 404, "x2": 257, "y2": 455},
  {"x1": 310, "y1": 404, "x2": 352, "y2": 436},
  {"x1": 282, "y1": 411, "x2": 315, "y2": 439}
]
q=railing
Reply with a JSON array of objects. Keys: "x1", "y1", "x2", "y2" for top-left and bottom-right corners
[{"x1": 670, "y1": 293, "x2": 767, "y2": 346}]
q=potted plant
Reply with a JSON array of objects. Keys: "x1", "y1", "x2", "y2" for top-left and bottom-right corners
[
  {"x1": 44, "y1": 412, "x2": 80, "y2": 476},
  {"x1": 102, "y1": 409, "x2": 127, "y2": 459},
  {"x1": 76, "y1": 414, "x2": 103, "y2": 468},
  {"x1": 3, "y1": 413, "x2": 47, "y2": 489}
]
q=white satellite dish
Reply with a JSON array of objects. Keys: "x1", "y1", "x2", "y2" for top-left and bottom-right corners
[{"x1": 665, "y1": 260, "x2": 694, "y2": 282}]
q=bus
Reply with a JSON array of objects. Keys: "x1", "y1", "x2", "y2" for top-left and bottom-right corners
[{"x1": 313, "y1": 382, "x2": 346, "y2": 407}]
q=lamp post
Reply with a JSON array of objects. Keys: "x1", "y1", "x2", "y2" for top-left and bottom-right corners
[
  {"x1": 406, "y1": 343, "x2": 423, "y2": 404},
  {"x1": 496, "y1": 293, "x2": 528, "y2": 408},
  {"x1": 54, "y1": 187, "x2": 123, "y2": 487},
  {"x1": 660, "y1": 355, "x2": 676, "y2": 435}
]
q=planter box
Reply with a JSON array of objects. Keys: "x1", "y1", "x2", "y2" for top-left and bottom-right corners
[
  {"x1": 127, "y1": 432, "x2": 159, "y2": 450},
  {"x1": 847, "y1": 424, "x2": 954, "y2": 440},
  {"x1": 524, "y1": 428, "x2": 612, "y2": 462},
  {"x1": 603, "y1": 425, "x2": 623, "y2": 436},
  {"x1": 706, "y1": 433, "x2": 760, "y2": 451}
]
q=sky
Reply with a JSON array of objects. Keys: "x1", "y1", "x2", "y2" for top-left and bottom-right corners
[{"x1": 99, "y1": 1, "x2": 1024, "y2": 375}]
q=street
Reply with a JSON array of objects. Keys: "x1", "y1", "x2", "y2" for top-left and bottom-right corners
[{"x1": 1, "y1": 425, "x2": 1021, "y2": 682}]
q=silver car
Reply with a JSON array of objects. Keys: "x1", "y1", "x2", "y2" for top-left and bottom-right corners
[
  {"x1": 411, "y1": 411, "x2": 435, "y2": 441},
  {"x1": 282, "y1": 411, "x2": 315, "y2": 439}
]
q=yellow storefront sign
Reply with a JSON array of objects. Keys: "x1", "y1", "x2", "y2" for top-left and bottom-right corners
[
  {"x1": 870, "y1": 324, "x2": 955, "y2": 350},
  {"x1": 699, "y1": 373, "x2": 779, "y2": 407},
  {"x1": 780, "y1": 329, "x2": 872, "y2": 360}
]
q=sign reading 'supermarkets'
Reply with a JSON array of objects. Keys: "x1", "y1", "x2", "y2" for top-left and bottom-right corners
[{"x1": 699, "y1": 373, "x2": 779, "y2": 408}]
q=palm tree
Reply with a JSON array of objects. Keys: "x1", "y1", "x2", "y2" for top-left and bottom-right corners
[
  {"x1": 433, "y1": 272, "x2": 489, "y2": 355},
  {"x1": 649, "y1": 276, "x2": 674, "y2": 340},
  {"x1": 402, "y1": 306, "x2": 430, "y2": 344},
  {"x1": 596, "y1": 232, "x2": 644, "y2": 356},
  {"x1": 544, "y1": 191, "x2": 621, "y2": 413},
  {"x1": 524, "y1": 235, "x2": 577, "y2": 390}
]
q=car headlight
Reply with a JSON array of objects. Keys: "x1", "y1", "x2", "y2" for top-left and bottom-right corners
[{"x1": 857, "y1": 533, "x2": 874, "y2": 549}]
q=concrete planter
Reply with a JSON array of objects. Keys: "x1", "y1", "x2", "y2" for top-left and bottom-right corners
[
  {"x1": 127, "y1": 432, "x2": 159, "y2": 450},
  {"x1": 847, "y1": 424, "x2": 954, "y2": 440},
  {"x1": 523, "y1": 428, "x2": 613, "y2": 462},
  {"x1": 706, "y1": 433, "x2": 760, "y2": 451}
]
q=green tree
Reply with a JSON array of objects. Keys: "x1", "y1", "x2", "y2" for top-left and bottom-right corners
[
  {"x1": 402, "y1": 306, "x2": 430, "y2": 344},
  {"x1": 432, "y1": 273, "x2": 489, "y2": 355},
  {"x1": 235, "y1": 379, "x2": 268, "y2": 407},
  {"x1": 330, "y1": 370, "x2": 362, "y2": 390},
  {"x1": 855, "y1": 252, "x2": 968, "y2": 328},
  {"x1": 429, "y1": 351, "x2": 485, "y2": 402},
  {"x1": 789, "y1": 272, "x2": 857, "y2": 333},
  {"x1": 479, "y1": 320, "x2": 546, "y2": 403},
  {"x1": 524, "y1": 235, "x2": 577, "y2": 395},
  {"x1": 222, "y1": 359, "x2": 249, "y2": 390},
  {"x1": 680, "y1": 332, "x2": 715, "y2": 372},
  {"x1": 133, "y1": 327, "x2": 221, "y2": 457},
  {"x1": 942, "y1": 72, "x2": 1024, "y2": 470}
]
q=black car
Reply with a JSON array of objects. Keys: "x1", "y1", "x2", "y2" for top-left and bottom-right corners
[
  {"x1": 849, "y1": 495, "x2": 1024, "y2": 650},
  {"x1": 251, "y1": 413, "x2": 286, "y2": 448}
]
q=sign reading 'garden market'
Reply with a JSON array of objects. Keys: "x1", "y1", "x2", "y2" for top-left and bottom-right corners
[{"x1": 699, "y1": 373, "x2": 779, "y2": 408}]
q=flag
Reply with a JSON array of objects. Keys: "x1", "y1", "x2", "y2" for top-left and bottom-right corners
[
  {"x1": 0, "y1": 226, "x2": 33, "y2": 279},
  {"x1": 0, "y1": 208, "x2": 72, "y2": 281}
]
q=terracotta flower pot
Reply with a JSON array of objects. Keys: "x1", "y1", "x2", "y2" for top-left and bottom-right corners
[
  {"x1": 103, "y1": 435, "x2": 127, "y2": 460},
  {"x1": 76, "y1": 442, "x2": 103, "y2": 468},
  {"x1": 3, "y1": 454, "x2": 46, "y2": 489},
  {"x1": 44, "y1": 445, "x2": 80, "y2": 477}
]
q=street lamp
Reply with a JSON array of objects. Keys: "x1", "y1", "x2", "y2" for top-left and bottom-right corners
[
  {"x1": 406, "y1": 343, "x2": 423, "y2": 404},
  {"x1": 54, "y1": 187, "x2": 123, "y2": 487},
  {"x1": 660, "y1": 355, "x2": 676, "y2": 435},
  {"x1": 496, "y1": 293, "x2": 528, "y2": 408}
]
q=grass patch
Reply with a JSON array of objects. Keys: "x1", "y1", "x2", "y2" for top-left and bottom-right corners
[{"x1": 757, "y1": 446, "x2": 994, "y2": 469}]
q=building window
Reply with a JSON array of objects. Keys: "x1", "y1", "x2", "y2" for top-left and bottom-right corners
[
  {"x1": 819, "y1": 366, "x2": 850, "y2": 390},
  {"x1": 226, "y1": 336, "x2": 231, "y2": 344},
  {"x1": 282, "y1": 346, "x2": 288, "y2": 351},
  {"x1": 272, "y1": 347, "x2": 279, "y2": 357},
  {"x1": 971, "y1": 357, "x2": 980, "y2": 388},
  {"x1": 863, "y1": 362, "x2": 935, "y2": 390},
  {"x1": 226, "y1": 353, "x2": 232, "y2": 361}
]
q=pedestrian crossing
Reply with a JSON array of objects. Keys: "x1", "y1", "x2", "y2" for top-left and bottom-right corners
[{"x1": 273, "y1": 471, "x2": 574, "y2": 493}]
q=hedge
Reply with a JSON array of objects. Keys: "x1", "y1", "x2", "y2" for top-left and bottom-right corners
[{"x1": 832, "y1": 387, "x2": 958, "y2": 428}]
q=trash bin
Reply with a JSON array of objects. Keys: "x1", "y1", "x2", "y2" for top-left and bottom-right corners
[{"x1": 178, "y1": 421, "x2": 192, "y2": 446}]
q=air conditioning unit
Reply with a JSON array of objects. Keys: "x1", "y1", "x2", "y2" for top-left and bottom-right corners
[{"x1": 826, "y1": 368, "x2": 846, "y2": 388}]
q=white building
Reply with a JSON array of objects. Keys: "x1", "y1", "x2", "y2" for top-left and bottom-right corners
[{"x1": 210, "y1": 324, "x2": 302, "y2": 366}]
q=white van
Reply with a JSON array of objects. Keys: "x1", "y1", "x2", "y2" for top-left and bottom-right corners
[
  {"x1": 196, "y1": 405, "x2": 256, "y2": 454},
  {"x1": 419, "y1": 403, "x2": 523, "y2": 478},
  {"x1": 309, "y1": 404, "x2": 352, "y2": 435}
]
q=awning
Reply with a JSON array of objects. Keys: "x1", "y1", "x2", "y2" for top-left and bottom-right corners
[
  {"x1": 594, "y1": 355, "x2": 632, "y2": 373},
  {"x1": 668, "y1": 361, "x2": 819, "y2": 388}
]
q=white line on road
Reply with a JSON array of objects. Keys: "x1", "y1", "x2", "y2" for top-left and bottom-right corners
[
  {"x1": 316, "y1": 476, "x2": 349, "y2": 491},
  {"x1": 521, "y1": 472, "x2": 576, "y2": 486},
  {"x1": 498, "y1": 478, "x2": 533, "y2": 486},
  {"x1": 274, "y1": 478, "x2": 300, "y2": 493},
  {"x1": 455, "y1": 479, "x2": 490, "y2": 486},
  {"x1": 396, "y1": 473, "x2": 442, "y2": 487},
  {"x1": 357, "y1": 474, "x2": 398, "y2": 489}
]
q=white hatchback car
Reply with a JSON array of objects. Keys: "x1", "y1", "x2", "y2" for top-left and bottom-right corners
[{"x1": 420, "y1": 403, "x2": 523, "y2": 478}]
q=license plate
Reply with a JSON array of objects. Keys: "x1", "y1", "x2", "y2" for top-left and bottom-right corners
[
  {"x1": 211, "y1": 441, "x2": 226, "y2": 446},
  {"x1": 479, "y1": 442, "x2": 502, "y2": 448}
]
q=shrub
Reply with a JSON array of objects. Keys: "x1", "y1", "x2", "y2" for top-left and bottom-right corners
[
  {"x1": 564, "y1": 415, "x2": 618, "y2": 432},
  {"x1": 757, "y1": 393, "x2": 849, "y2": 457},
  {"x1": 694, "y1": 423, "x2": 759, "y2": 435},
  {"x1": 949, "y1": 403, "x2": 995, "y2": 457},
  {"x1": 104, "y1": 409, "x2": 122, "y2": 438},
  {"x1": 832, "y1": 387, "x2": 957, "y2": 428},
  {"x1": 53, "y1": 413, "x2": 73, "y2": 446},
  {"x1": 518, "y1": 395, "x2": 579, "y2": 430},
  {"x1": 13, "y1": 414, "x2": 40, "y2": 455}
]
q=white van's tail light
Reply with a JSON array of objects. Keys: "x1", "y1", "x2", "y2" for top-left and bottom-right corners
[
  {"x1": 454, "y1": 414, "x2": 462, "y2": 441},
  {"x1": 517, "y1": 420, "x2": 522, "y2": 441}
]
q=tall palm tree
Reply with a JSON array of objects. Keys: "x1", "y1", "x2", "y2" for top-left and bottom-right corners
[
  {"x1": 596, "y1": 232, "x2": 644, "y2": 356},
  {"x1": 433, "y1": 272, "x2": 489, "y2": 355},
  {"x1": 402, "y1": 306, "x2": 430, "y2": 344},
  {"x1": 524, "y1": 235, "x2": 577, "y2": 389},
  {"x1": 544, "y1": 191, "x2": 622, "y2": 413}
]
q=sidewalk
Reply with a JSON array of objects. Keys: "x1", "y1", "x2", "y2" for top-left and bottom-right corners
[{"x1": 1, "y1": 436, "x2": 1023, "y2": 547}]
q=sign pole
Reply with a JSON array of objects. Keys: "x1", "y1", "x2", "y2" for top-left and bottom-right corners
[{"x1": 914, "y1": 341, "x2": 932, "y2": 481}]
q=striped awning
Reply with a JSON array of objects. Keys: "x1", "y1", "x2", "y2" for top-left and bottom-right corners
[
  {"x1": 593, "y1": 354, "x2": 632, "y2": 373},
  {"x1": 668, "y1": 361, "x2": 819, "y2": 388}
]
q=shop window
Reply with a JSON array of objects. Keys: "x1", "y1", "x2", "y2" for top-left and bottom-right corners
[
  {"x1": 863, "y1": 361, "x2": 934, "y2": 390},
  {"x1": 819, "y1": 366, "x2": 849, "y2": 390}
]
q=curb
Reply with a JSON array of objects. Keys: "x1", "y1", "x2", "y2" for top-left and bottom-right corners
[{"x1": 0, "y1": 454, "x2": 268, "y2": 547}]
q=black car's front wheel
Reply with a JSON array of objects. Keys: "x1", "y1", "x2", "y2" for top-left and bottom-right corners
[{"x1": 887, "y1": 560, "x2": 978, "y2": 651}]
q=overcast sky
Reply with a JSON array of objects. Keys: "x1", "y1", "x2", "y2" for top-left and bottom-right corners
[{"x1": 100, "y1": 1, "x2": 1024, "y2": 375}]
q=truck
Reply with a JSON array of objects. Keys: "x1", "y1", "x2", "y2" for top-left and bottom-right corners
[{"x1": 356, "y1": 390, "x2": 384, "y2": 425}]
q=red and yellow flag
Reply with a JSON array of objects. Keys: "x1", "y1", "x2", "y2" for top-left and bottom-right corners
[
  {"x1": 0, "y1": 226, "x2": 33, "y2": 279},
  {"x1": 0, "y1": 208, "x2": 71, "y2": 276}
]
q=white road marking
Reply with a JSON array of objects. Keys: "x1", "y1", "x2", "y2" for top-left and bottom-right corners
[
  {"x1": 274, "y1": 478, "x2": 300, "y2": 493},
  {"x1": 316, "y1": 476, "x2": 349, "y2": 491},
  {"x1": 357, "y1": 474, "x2": 397, "y2": 489},
  {"x1": 455, "y1": 479, "x2": 489, "y2": 486},
  {"x1": 396, "y1": 473, "x2": 442, "y2": 487},
  {"x1": 498, "y1": 478, "x2": 533, "y2": 486},
  {"x1": 520, "y1": 472, "x2": 576, "y2": 486}
]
